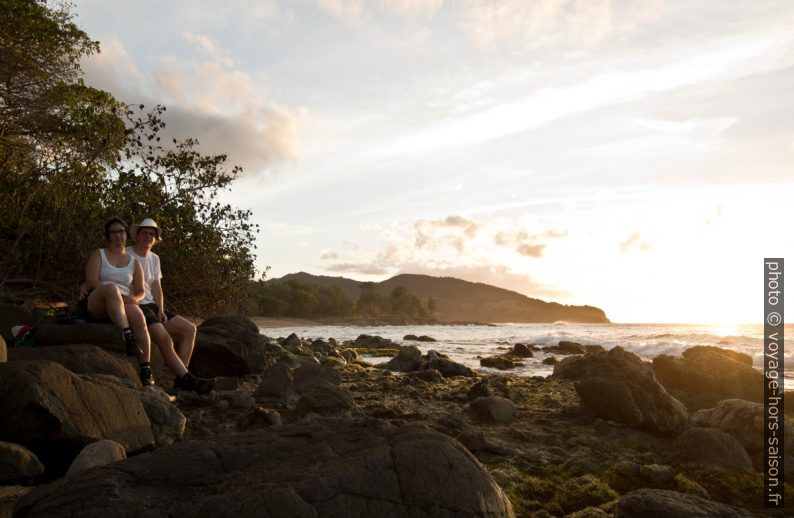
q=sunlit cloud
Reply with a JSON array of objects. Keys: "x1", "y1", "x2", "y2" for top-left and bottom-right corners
[
  {"x1": 619, "y1": 232, "x2": 652, "y2": 253},
  {"x1": 81, "y1": 36, "x2": 305, "y2": 176}
]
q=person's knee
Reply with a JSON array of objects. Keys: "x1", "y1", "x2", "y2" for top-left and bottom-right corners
[
  {"x1": 102, "y1": 283, "x2": 121, "y2": 299},
  {"x1": 150, "y1": 325, "x2": 174, "y2": 349},
  {"x1": 126, "y1": 307, "x2": 147, "y2": 329}
]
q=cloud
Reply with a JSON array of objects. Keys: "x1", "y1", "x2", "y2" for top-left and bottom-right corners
[
  {"x1": 182, "y1": 31, "x2": 219, "y2": 55},
  {"x1": 320, "y1": 251, "x2": 339, "y2": 259},
  {"x1": 81, "y1": 36, "x2": 304, "y2": 176},
  {"x1": 413, "y1": 215, "x2": 479, "y2": 251},
  {"x1": 316, "y1": 0, "x2": 364, "y2": 22},
  {"x1": 251, "y1": 0, "x2": 296, "y2": 25},
  {"x1": 516, "y1": 244, "x2": 545, "y2": 257},
  {"x1": 493, "y1": 226, "x2": 566, "y2": 257},
  {"x1": 457, "y1": 0, "x2": 615, "y2": 49},
  {"x1": 318, "y1": 215, "x2": 574, "y2": 299},
  {"x1": 325, "y1": 262, "x2": 389, "y2": 275},
  {"x1": 396, "y1": 263, "x2": 570, "y2": 299},
  {"x1": 619, "y1": 233, "x2": 651, "y2": 253},
  {"x1": 378, "y1": 0, "x2": 444, "y2": 18}
]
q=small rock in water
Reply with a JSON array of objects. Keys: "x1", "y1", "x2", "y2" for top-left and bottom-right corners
[
  {"x1": 511, "y1": 343, "x2": 534, "y2": 357},
  {"x1": 480, "y1": 355, "x2": 522, "y2": 370},
  {"x1": 403, "y1": 334, "x2": 437, "y2": 342}
]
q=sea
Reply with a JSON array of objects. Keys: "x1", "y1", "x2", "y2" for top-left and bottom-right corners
[{"x1": 259, "y1": 322, "x2": 793, "y2": 388}]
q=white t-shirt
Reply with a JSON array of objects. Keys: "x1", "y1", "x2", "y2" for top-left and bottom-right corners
[{"x1": 126, "y1": 246, "x2": 162, "y2": 305}]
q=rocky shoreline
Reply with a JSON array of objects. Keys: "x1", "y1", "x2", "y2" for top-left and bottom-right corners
[{"x1": 0, "y1": 306, "x2": 791, "y2": 517}]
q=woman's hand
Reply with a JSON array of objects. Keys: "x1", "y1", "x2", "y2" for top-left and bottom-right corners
[
  {"x1": 122, "y1": 294, "x2": 139, "y2": 305},
  {"x1": 159, "y1": 308, "x2": 168, "y2": 323}
]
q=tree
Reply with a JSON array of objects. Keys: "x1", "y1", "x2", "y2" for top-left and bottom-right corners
[
  {"x1": 388, "y1": 285, "x2": 426, "y2": 319},
  {"x1": 356, "y1": 282, "x2": 385, "y2": 318},
  {"x1": 0, "y1": 0, "x2": 126, "y2": 293},
  {"x1": 0, "y1": 1, "x2": 259, "y2": 316}
]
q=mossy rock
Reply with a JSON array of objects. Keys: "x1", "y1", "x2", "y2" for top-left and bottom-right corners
[
  {"x1": 674, "y1": 473, "x2": 709, "y2": 499},
  {"x1": 681, "y1": 467, "x2": 794, "y2": 510},
  {"x1": 552, "y1": 474, "x2": 619, "y2": 514}
]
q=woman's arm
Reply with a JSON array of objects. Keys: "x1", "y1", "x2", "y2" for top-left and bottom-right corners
[
  {"x1": 126, "y1": 260, "x2": 146, "y2": 304},
  {"x1": 80, "y1": 250, "x2": 101, "y2": 297}
]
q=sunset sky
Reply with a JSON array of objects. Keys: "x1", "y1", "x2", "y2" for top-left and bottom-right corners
[{"x1": 73, "y1": 0, "x2": 794, "y2": 324}]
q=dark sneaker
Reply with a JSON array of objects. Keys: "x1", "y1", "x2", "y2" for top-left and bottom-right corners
[
  {"x1": 174, "y1": 372, "x2": 214, "y2": 394},
  {"x1": 124, "y1": 333, "x2": 142, "y2": 357},
  {"x1": 140, "y1": 365, "x2": 155, "y2": 387}
]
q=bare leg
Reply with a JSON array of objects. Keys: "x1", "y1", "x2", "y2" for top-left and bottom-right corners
[
  {"x1": 164, "y1": 316, "x2": 197, "y2": 367},
  {"x1": 87, "y1": 284, "x2": 129, "y2": 328},
  {"x1": 124, "y1": 304, "x2": 150, "y2": 363},
  {"x1": 148, "y1": 323, "x2": 188, "y2": 377}
]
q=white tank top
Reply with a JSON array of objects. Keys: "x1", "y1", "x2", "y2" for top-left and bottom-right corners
[{"x1": 99, "y1": 248, "x2": 135, "y2": 296}]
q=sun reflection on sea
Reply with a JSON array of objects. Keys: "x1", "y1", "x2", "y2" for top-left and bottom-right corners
[{"x1": 709, "y1": 324, "x2": 740, "y2": 338}]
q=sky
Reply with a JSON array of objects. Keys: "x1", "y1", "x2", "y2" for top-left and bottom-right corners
[{"x1": 72, "y1": 0, "x2": 794, "y2": 324}]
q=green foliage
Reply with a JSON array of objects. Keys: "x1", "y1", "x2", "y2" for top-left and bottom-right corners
[
  {"x1": 0, "y1": 1, "x2": 258, "y2": 315},
  {"x1": 356, "y1": 281, "x2": 384, "y2": 317},
  {"x1": 246, "y1": 280, "x2": 355, "y2": 319},
  {"x1": 246, "y1": 280, "x2": 432, "y2": 322},
  {"x1": 0, "y1": 0, "x2": 126, "y2": 294},
  {"x1": 388, "y1": 285, "x2": 428, "y2": 320}
]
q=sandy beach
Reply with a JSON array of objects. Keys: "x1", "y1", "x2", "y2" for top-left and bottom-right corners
[{"x1": 249, "y1": 316, "x2": 321, "y2": 328}]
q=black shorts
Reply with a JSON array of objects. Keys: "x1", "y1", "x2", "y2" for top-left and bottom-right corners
[{"x1": 140, "y1": 303, "x2": 178, "y2": 326}]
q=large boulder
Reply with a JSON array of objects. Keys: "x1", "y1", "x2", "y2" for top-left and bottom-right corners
[
  {"x1": 693, "y1": 399, "x2": 794, "y2": 455},
  {"x1": 192, "y1": 316, "x2": 274, "y2": 377},
  {"x1": 0, "y1": 361, "x2": 154, "y2": 469},
  {"x1": 66, "y1": 439, "x2": 126, "y2": 477},
  {"x1": 34, "y1": 323, "x2": 124, "y2": 351},
  {"x1": 615, "y1": 488, "x2": 758, "y2": 517},
  {"x1": 653, "y1": 346, "x2": 763, "y2": 411},
  {"x1": 0, "y1": 441, "x2": 44, "y2": 483},
  {"x1": 7, "y1": 344, "x2": 140, "y2": 387},
  {"x1": 255, "y1": 361, "x2": 294, "y2": 399},
  {"x1": 16, "y1": 419, "x2": 515, "y2": 518},
  {"x1": 670, "y1": 427, "x2": 752, "y2": 470},
  {"x1": 555, "y1": 347, "x2": 689, "y2": 434},
  {"x1": 83, "y1": 375, "x2": 185, "y2": 447}
]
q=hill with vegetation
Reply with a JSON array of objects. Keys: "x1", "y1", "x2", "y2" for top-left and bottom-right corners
[{"x1": 254, "y1": 272, "x2": 609, "y2": 323}]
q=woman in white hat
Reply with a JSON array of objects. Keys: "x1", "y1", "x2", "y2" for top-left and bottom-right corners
[
  {"x1": 80, "y1": 217, "x2": 155, "y2": 386},
  {"x1": 128, "y1": 217, "x2": 213, "y2": 394}
]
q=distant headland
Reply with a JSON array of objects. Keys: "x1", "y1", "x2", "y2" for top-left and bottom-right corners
[{"x1": 260, "y1": 272, "x2": 609, "y2": 324}]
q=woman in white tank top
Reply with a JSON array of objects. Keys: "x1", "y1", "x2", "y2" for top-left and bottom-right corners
[{"x1": 80, "y1": 217, "x2": 155, "y2": 386}]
